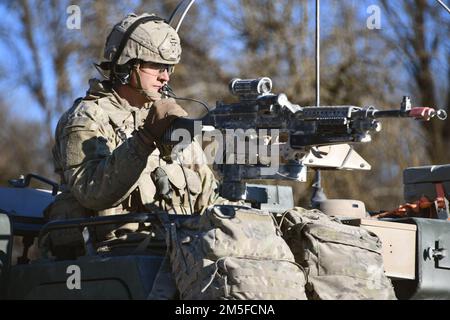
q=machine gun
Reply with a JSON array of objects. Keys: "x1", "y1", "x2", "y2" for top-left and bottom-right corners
[
  {"x1": 206, "y1": 77, "x2": 446, "y2": 146},
  {"x1": 162, "y1": 77, "x2": 447, "y2": 206}
]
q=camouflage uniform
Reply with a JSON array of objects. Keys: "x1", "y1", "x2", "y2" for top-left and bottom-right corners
[
  {"x1": 45, "y1": 13, "x2": 230, "y2": 247},
  {"x1": 46, "y1": 78, "x2": 223, "y2": 245}
]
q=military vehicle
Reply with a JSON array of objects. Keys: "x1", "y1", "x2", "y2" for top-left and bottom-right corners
[
  {"x1": 1, "y1": 80, "x2": 449, "y2": 300},
  {"x1": 1, "y1": 0, "x2": 449, "y2": 300}
]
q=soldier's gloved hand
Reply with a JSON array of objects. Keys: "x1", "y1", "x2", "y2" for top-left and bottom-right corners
[{"x1": 138, "y1": 98, "x2": 188, "y2": 145}]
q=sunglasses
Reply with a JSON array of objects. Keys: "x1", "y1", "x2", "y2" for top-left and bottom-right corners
[{"x1": 140, "y1": 61, "x2": 175, "y2": 75}]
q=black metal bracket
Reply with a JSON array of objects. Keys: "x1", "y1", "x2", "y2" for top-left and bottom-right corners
[{"x1": 8, "y1": 174, "x2": 59, "y2": 196}]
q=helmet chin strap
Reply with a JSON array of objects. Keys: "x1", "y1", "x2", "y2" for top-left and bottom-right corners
[{"x1": 129, "y1": 63, "x2": 162, "y2": 102}]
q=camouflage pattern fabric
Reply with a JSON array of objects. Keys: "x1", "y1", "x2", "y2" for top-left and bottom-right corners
[
  {"x1": 167, "y1": 205, "x2": 307, "y2": 300},
  {"x1": 46, "y1": 79, "x2": 222, "y2": 246},
  {"x1": 279, "y1": 207, "x2": 397, "y2": 300},
  {"x1": 104, "y1": 13, "x2": 181, "y2": 66}
]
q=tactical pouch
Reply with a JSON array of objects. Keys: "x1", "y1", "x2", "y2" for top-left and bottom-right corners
[
  {"x1": 167, "y1": 205, "x2": 307, "y2": 300},
  {"x1": 280, "y1": 207, "x2": 396, "y2": 300},
  {"x1": 151, "y1": 163, "x2": 202, "y2": 214}
]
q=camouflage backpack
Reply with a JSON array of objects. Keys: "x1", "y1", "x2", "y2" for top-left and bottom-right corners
[
  {"x1": 279, "y1": 207, "x2": 396, "y2": 300},
  {"x1": 167, "y1": 205, "x2": 307, "y2": 300}
]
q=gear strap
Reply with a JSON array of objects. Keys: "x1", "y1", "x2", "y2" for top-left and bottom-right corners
[
  {"x1": 374, "y1": 182, "x2": 449, "y2": 220},
  {"x1": 147, "y1": 213, "x2": 177, "y2": 300},
  {"x1": 434, "y1": 182, "x2": 449, "y2": 219}
]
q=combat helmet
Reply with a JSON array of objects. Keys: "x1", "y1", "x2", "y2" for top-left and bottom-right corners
[{"x1": 98, "y1": 13, "x2": 182, "y2": 84}]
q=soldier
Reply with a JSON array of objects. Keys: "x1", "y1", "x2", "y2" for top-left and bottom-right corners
[
  {"x1": 45, "y1": 13, "x2": 223, "y2": 257},
  {"x1": 44, "y1": 12, "x2": 395, "y2": 301}
]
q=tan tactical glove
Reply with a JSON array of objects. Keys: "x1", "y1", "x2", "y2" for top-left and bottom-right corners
[{"x1": 137, "y1": 98, "x2": 188, "y2": 146}]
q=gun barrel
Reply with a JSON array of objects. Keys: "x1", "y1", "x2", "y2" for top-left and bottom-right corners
[{"x1": 368, "y1": 110, "x2": 407, "y2": 118}]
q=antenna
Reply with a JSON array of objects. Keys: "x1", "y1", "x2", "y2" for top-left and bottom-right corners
[
  {"x1": 316, "y1": 0, "x2": 320, "y2": 107},
  {"x1": 168, "y1": 0, "x2": 197, "y2": 33},
  {"x1": 311, "y1": 0, "x2": 327, "y2": 208},
  {"x1": 436, "y1": 0, "x2": 450, "y2": 14}
]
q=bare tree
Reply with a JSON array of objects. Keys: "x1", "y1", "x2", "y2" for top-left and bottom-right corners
[
  {"x1": 314, "y1": 2, "x2": 439, "y2": 210},
  {"x1": 0, "y1": 0, "x2": 447, "y2": 212},
  {"x1": 204, "y1": 0, "x2": 444, "y2": 210},
  {"x1": 379, "y1": 0, "x2": 450, "y2": 164},
  {"x1": 0, "y1": 1, "x2": 140, "y2": 152}
]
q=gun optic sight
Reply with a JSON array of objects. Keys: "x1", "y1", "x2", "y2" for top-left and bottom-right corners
[{"x1": 229, "y1": 77, "x2": 272, "y2": 97}]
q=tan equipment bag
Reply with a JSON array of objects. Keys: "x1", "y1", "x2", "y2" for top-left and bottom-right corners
[
  {"x1": 167, "y1": 205, "x2": 307, "y2": 300},
  {"x1": 280, "y1": 207, "x2": 396, "y2": 300}
]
